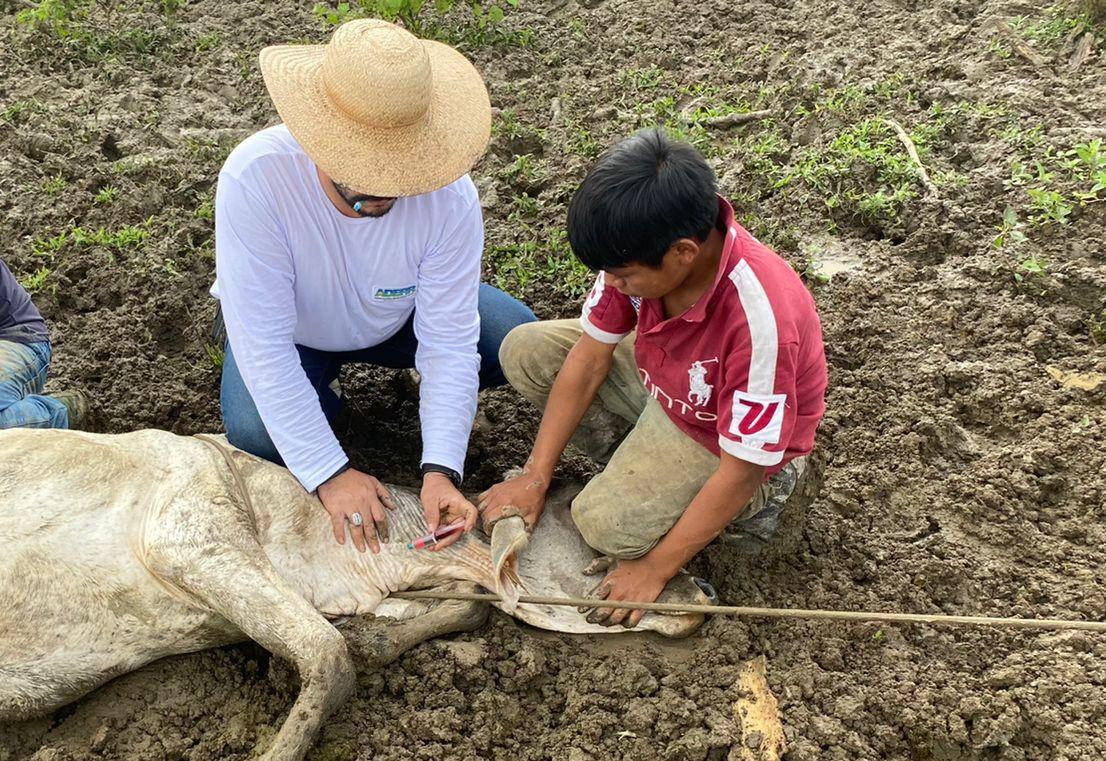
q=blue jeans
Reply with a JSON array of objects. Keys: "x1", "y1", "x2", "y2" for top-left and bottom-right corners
[
  {"x1": 220, "y1": 283, "x2": 537, "y2": 465},
  {"x1": 0, "y1": 340, "x2": 69, "y2": 429}
]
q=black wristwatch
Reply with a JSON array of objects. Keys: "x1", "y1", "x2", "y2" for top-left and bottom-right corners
[{"x1": 420, "y1": 463, "x2": 462, "y2": 488}]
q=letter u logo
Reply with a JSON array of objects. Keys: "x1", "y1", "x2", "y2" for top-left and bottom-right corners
[{"x1": 737, "y1": 400, "x2": 780, "y2": 435}]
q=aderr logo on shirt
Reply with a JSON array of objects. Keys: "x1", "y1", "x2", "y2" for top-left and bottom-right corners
[{"x1": 374, "y1": 285, "x2": 417, "y2": 300}]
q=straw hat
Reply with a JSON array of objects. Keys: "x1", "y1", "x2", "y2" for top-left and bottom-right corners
[{"x1": 259, "y1": 19, "x2": 491, "y2": 197}]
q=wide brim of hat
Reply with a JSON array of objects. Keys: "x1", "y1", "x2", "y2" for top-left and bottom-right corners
[{"x1": 259, "y1": 39, "x2": 491, "y2": 197}]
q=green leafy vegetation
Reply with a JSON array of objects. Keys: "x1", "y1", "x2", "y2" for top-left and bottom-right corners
[
  {"x1": 93, "y1": 186, "x2": 119, "y2": 205},
  {"x1": 997, "y1": 138, "x2": 1106, "y2": 247},
  {"x1": 1089, "y1": 309, "x2": 1106, "y2": 345},
  {"x1": 507, "y1": 193, "x2": 540, "y2": 221},
  {"x1": 30, "y1": 219, "x2": 152, "y2": 263},
  {"x1": 1014, "y1": 253, "x2": 1049, "y2": 284},
  {"x1": 194, "y1": 32, "x2": 221, "y2": 52},
  {"x1": 489, "y1": 227, "x2": 591, "y2": 300},
  {"x1": 796, "y1": 253, "x2": 832, "y2": 285},
  {"x1": 18, "y1": 266, "x2": 52, "y2": 294},
  {"x1": 498, "y1": 153, "x2": 549, "y2": 192},
  {"x1": 13, "y1": 0, "x2": 185, "y2": 63},
  {"x1": 312, "y1": 0, "x2": 523, "y2": 45},
  {"x1": 194, "y1": 191, "x2": 215, "y2": 220},
  {"x1": 14, "y1": 0, "x2": 87, "y2": 37},
  {"x1": 205, "y1": 343, "x2": 226, "y2": 369},
  {"x1": 1010, "y1": 4, "x2": 1100, "y2": 47},
  {"x1": 0, "y1": 98, "x2": 46, "y2": 127},
  {"x1": 41, "y1": 174, "x2": 68, "y2": 195},
  {"x1": 777, "y1": 117, "x2": 926, "y2": 224}
]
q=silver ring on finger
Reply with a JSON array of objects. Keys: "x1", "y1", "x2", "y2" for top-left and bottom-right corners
[{"x1": 350, "y1": 512, "x2": 364, "y2": 527}]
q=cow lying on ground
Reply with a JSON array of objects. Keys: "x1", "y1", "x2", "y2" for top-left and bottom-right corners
[{"x1": 0, "y1": 429, "x2": 714, "y2": 761}]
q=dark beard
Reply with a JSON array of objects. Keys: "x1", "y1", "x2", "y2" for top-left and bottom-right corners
[{"x1": 334, "y1": 183, "x2": 396, "y2": 218}]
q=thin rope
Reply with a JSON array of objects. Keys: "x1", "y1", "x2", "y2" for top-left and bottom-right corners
[
  {"x1": 192, "y1": 435, "x2": 1106, "y2": 635},
  {"x1": 195, "y1": 434, "x2": 259, "y2": 530},
  {"x1": 391, "y1": 590, "x2": 1106, "y2": 633}
]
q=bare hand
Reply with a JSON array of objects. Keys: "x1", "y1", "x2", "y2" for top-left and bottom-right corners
[
  {"x1": 421, "y1": 473, "x2": 478, "y2": 552},
  {"x1": 316, "y1": 467, "x2": 395, "y2": 553},
  {"x1": 477, "y1": 468, "x2": 549, "y2": 530},
  {"x1": 580, "y1": 557, "x2": 672, "y2": 629}
]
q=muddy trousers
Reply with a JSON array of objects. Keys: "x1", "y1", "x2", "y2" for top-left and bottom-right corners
[
  {"x1": 0, "y1": 340, "x2": 69, "y2": 430},
  {"x1": 499, "y1": 319, "x2": 806, "y2": 560}
]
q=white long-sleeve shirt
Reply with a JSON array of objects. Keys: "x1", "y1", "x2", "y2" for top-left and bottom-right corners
[{"x1": 212, "y1": 125, "x2": 481, "y2": 492}]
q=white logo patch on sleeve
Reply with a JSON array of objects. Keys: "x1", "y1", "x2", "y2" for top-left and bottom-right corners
[{"x1": 729, "y1": 391, "x2": 787, "y2": 445}]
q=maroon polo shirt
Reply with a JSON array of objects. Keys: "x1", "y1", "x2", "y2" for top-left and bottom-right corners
[{"x1": 580, "y1": 198, "x2": 827, "y2": 473}]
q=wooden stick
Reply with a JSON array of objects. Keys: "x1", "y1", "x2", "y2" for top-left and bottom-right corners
[
  {"x1": 994, "y1": 20, "x2": 1050, "y2": 67},
  {"x1": 1052, "y1": 126, "x2": 1106, "y2": 136},
  {"x1": 884, "y1": 117, "x2": 940, "y2": 198},
  {"x1": 391, "y1": 590, "x2": 1106, "y2": 633},
  {"x1": 702, "y1": 110, "x2": 772, "y2": 129},
  {"x1": 1070, "y1": 31, "x2": 1095, "y2": 70}
]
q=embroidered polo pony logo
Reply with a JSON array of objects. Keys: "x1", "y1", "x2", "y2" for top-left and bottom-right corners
[{"x1": 688, "y1": 359, "x2": 718, "y2": 406}]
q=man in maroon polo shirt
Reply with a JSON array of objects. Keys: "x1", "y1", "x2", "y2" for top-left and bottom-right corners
[{"x1": 480, "y1": 128, "x2": 827, "y2": 627}]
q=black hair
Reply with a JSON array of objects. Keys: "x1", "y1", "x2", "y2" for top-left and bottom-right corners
[{"x1": 567, "y1": 128, "x2": 719, "y2": 271}]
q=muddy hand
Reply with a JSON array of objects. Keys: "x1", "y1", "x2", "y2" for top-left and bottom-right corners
[
  {"x1": 317, "y1": 467, "x2": 394, "y2": 554},
  {"x1": 421, "y1": 474, "x2": 478, "y2": 552},
  {"x1": 579, "y1": 557, "x2": 669, "y2": 629},
  {"x1": 478, "y1": 469, "x2": 548, "y2": 531}
]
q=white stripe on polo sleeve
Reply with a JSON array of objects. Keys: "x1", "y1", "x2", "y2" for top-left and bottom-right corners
[
  {"x1": 718, "y1": 434, "x2": 785, "y2": 466},
  {"x1": 728, "y1": 259, "x2": 779, "y2": 396}
]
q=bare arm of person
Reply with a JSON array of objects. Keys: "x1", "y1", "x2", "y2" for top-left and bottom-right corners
[
  {"x1": 585, "y1": 452, "x2": 765, "y2": 627},
  {"x1": 479, "y1": 333, "x2": 617, "y2": 527}
]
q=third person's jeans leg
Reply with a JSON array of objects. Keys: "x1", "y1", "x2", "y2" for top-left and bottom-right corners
[{"x1": 0, "y1": 340, "x2": 68, "y2": 430}]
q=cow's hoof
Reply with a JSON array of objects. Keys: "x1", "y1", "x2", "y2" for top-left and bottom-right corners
[{"x1": 643, "y1": 571, "x2": 717, "y2": 639}]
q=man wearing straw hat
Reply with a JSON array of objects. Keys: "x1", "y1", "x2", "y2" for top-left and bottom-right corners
[{"x1": 211, "y1": 19, "x2": 535, "y2": 555}]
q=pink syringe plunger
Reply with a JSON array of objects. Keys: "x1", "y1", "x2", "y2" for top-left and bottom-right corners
[{"x1": 406, "y1": 522, "x2": 465, "y2": 550}]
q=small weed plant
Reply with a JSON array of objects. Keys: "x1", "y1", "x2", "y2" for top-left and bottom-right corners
[
  {"x1": 30, "y1": 219, "x2": 152, "y2": 263},
  {"x1": 1014, "y1": 254, "x2": 1049, "y2": 284},
  {"x1": 996, "y1": 138, "x2": 1106, "y2": 251},
  {"x1": 194, "y1": 192, "x2": 215, "y2": 220},
  {"x1": 19, "y1": 266, "x2": 52, "y2": 294},
  {"x1": 15, "y1": 0, "x2": 182, "y2": 63},
  {"x1": 205, "y1": 343, "x2": 226, "y2": 369},
  {"x1": 41, "y1": 174, "x2": 68, "y2": 195},
  {"x1": 93, "y1": 186, "x2": 119, "y2": 205}
]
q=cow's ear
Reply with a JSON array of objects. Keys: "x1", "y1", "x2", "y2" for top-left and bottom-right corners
[{"x1": 490, "y1": 516, "x2": 528, "y2": 612}]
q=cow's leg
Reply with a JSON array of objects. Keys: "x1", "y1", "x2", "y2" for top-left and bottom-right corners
[
  {"x1": 340, "y1": 583, "x2": 489, "y2": 667},
  {"x1": 149, "y1": 505, "x2": 356, "y2": 761}
]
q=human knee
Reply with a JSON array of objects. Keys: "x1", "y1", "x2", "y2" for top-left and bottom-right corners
[
  {"x1": 571, "y1": 490, "x2": 655, "y2": 560},
  {"x1": 498, "y1": 321, "x2": 557, "y2": 393}
]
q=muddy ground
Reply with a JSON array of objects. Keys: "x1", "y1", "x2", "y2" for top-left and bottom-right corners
[{"x1": 2, "y1": 0, "x2": 1106, "y2": 758}]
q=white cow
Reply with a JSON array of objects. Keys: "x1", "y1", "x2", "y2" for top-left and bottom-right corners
[{"x1": 0, "y1": 429, "x2": 713, "y2": 761}]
